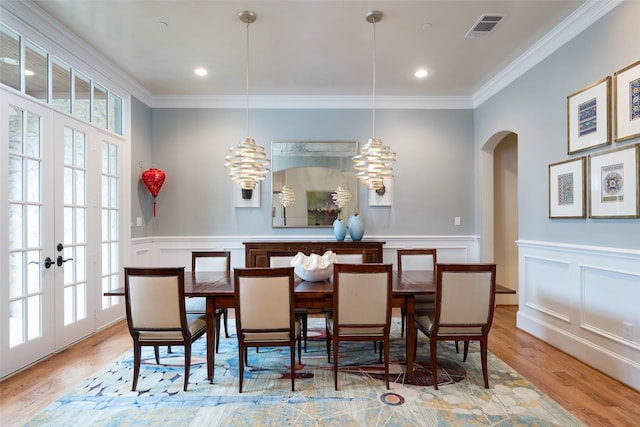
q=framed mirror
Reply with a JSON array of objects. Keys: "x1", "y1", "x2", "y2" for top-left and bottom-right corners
[{"x1": 272, "y1": 141, "x2": 359, "y2": 228}]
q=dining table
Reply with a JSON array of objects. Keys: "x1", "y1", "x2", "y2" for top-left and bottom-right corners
[{"x1": 105, "y1": 269, "x2": 514, "y2": 383}]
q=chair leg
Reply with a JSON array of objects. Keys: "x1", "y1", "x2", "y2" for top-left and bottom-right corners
[
  {"x1": 333, "y1": 337, "x2": 340, "y2": 391},
  {"x1": 297, "y1": 333, "x2": 302, "y2": 365},
  {"x1": 400, "y1": 308, "x2": 406, "y2": 337},
  {"x1": 154, "y1": 346, "x2": 160, "y2": 365},
  {"x1": 132, "y1": 343, "x2": 141, "y2": 391},
  {"x1": 290, "y1": 342, "x2": 296, "y2": 392},
  {"x1": 238, "y1": 343, "x2": 245, "y2": 393},
  {"x1": 326, "y1": 323, "x2": 331, "y2": 363},
  {"x1": 167, "y1": 345, "x2": 172, "y2": 354},
  {"x1": 215, "y1": 312, "x2": 221, "y2": 353},
  {"x1": 223, "y1": 308, "x2": 230, "y2": 338},
  {"x1": 463, "y1": 340, "x2": 470, "y2": 362},
  {"x1": 384, "y1": 338, "x2": 390, "y2": 389},
  {"x1": 455, "y1": 340, "x2": 459, "y2": 353},
  {"x1": 183, "y1": 344, "x2": 191, "y2": 392},
  {"x1": 301, "y1": 313, "x2": 308, "y2": 352},
  {"x1": 480, "y1": 338, "x2": 489, "y2": 388},
  {"x1": 431, "y1": 338, "x2": 439, "y2": 390}
]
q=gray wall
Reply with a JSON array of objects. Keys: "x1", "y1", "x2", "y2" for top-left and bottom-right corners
[
  {"x1": 130, "y1": 96, "x2": 153, "y2": 238},
  {"x1": 139, "y1": 107, "x2": 475, "y2": 237},
  {"x1": 475, "y1": 0, "x2": 639, "y2": 250}
]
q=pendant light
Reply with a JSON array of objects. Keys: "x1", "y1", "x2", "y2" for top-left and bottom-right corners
[
  {"x1": 332, "y1": 156, "x2": 352, "y2": 209},
  {"x1": 279, "y1": 159, "x2": 296, "y2": 208},
  {"x1": 353, "y1": 10, "x2": 396, "y2": 191},
  {"x1": 224, "y1": 11, "x2": 270, "y2": 196}
]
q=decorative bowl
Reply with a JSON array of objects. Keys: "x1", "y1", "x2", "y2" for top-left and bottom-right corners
[{"x1": 294, "y1": 265, "x2": 333, "y2": 282}]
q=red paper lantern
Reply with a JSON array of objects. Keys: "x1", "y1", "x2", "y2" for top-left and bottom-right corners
[{"x1": 141, "y1": 168, "x2": 166, "y2": 216}]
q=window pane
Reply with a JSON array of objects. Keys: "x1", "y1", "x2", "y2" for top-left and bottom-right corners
[
  {"x1": 64, "y1": 286, "x2": 73, "y2": 325},
  {"x1": 102, "y1": 243, "x2": 109, "y2": 275},
  {"x1": 74, "y1": 131, "x2": 85, "y2": 168},
  {"x1": 63, "y1": 127, "x2": 73, "y2": 165},
  {"x1": 64, "y1": 206, "x2": 73, "y2": 244},
  {"x1": 26, "y1": 158, "x2": 40, "y2": 203},
  {"x1": 76, "y1": 283, "x2": 86, "y2": 320},
  {"x1": 26, "y1": 250, "x2": 40, "y2": 293},
  {"x1": 74, "y1": 71, "x2": 91, "y2": 122},
  {"x1": 75, "y1": 169, "x2": 85, "y2": 205},
  {"x1": 101, "y1": 209, "x2": 109, "y2": 241},
  {"x1": 110, "y1": 210, "x2": 118, "y2": 240},
  {"x1": 26, "y1": 205, "x2": 40, "y2": 248},
  {"x1": 64, "y1": 166, "x2": 73, "y2": 205},
  {"x1": 26, "y1": 112, "x2": 41, "y2": 157},
  {"x1": 110, "y1": 242, "x2": 118, "y2": 273},
  {"x1": 110, "y1": 144, "x2": 119, "y2": 175},
  {"x1": 8, "y1": 105, "x2": 23, "y2": 153},
  {"x1": 8, "y1": 204, "x2": 23, "y2": 250},
  {"x1": 52, "y1": 57, "x2": 71, "y2": 113},
  {"x1": 108, "y1": 92, "x2": 123, "y2": 135},
  {"x1": 76, "y1": 246, "x2": 86, "y2": 282},
  {"x1": 8, "y1": 156, "x2": 22, "y2": 201},
  {"x1": 27, "y1": 295, "x2": 41, "y2": 340},
  {"x1": 76, "y1": 208, "x2": 86, "y2": 244},
  {"x1": 101, "y1": 142, "x2": 109, "y2": 174},
  {"x1": 0, "y1": 24, "x2": 21, "y2": 90},
  {"x1": 93, "y1": 83, "x2": 107, "y2": 129},
  {"x1": 8, "y1": 252, "x2": 23, "y2": 298},
  {"x1": 24, "y1": 41, "x2": 48, "y2": 103},
  {"x1": 110, "y1": 177, "x2": 118, "y2": 208},
  {"x1": 9, "y1": 300, "x2": 24, "y2": 347}
]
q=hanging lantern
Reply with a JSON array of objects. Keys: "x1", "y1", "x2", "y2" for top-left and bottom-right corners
[{"x1": 141, "y1": 168, "x2": 166, "y2": 216}]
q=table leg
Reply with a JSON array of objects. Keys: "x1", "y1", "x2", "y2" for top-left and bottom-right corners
[
  {"x1": 406, "y1": 296, "x2": 415, "y2": 382},
  {"x1": 206, "y1": 297, "x2": 215, "y2": 383}
]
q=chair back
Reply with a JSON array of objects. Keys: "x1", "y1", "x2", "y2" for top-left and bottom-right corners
[
  {"x1": 332, "y1": 263, "x2": 392, "y2": 336},
  {"x1": 331, "y1": 249, "x2": 367, "y2": 264},
  {"x1": 433, "y1": 264, "x2": 496, "y2": 337},
  {"x1": 124, "y1": 267, "x2": 186, "y2": 332},
  {"x1": 267, "y1": 250, "x2": 299, "y2": 268},
  {"x1": 397, "y1": 248, "x2": 437, "y2": 271},
  {"x1": 192, "y1": 251, "x2": 231, "y2": 272},
  {"x1": 234, "y1": 267, "x2": 295, "y2": 339}
]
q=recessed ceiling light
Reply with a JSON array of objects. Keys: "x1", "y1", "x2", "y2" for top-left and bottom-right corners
[
  {"x1": 157, "y1": 21, "x2": 168, "y2": 29},
  {"x1": 421, "y1": 22, "x2": 432, "y2": 31},
  {"x1": 414, "y1": 69, "x2": 428, "y2": 78},
  {"x1": 0, "y1": 56, "x2": 19, "y2": 65},
  {"x1": 194, "y1": 68, "x2": 208, "y2": 77},
  {"x1": 24, "y1": 69, "x2": 35, "y2": 76}
]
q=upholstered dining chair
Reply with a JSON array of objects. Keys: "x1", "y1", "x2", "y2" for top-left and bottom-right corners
[
  {"x1": 330, "y1": 248, "x2": 367, "y2": 264},
  {"x1": 124, "y1": 267, "x2": 207, "y2": 392},
  {"x1": 234, "y1": 267, "x2": 301, "y2": 393},
  {"x1": 413, "y1": 263, "x2": 497, "y2": 390},
  {"x1": 397, "y1": 248, "x2": 437, "y2": 337},
  {"x1": 325, "y1": 263, "x2": 393, "y2": 390},
  {"x1": 189, "y1": 251, "x2": 231, "y2": 353},
  {"x1": 268, "y1": 250, "x2": 316, "y2": 352}
]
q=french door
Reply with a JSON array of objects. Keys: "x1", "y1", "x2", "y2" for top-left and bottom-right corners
[{"x1": 1, "y1": 90, "x2": 124, "y2": 377}]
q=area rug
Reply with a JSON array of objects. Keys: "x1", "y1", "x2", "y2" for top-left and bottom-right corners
[{"x1": 24, "y1": 318, "x2": 584, "y2": 426}]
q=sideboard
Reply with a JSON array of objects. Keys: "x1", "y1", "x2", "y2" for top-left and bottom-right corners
[{"x1": 243, "y1": 241, "x2": 385, "y2": 267}]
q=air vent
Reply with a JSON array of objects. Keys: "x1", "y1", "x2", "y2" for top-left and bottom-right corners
[{"x1": 465, "y1": 14, "x2": 505, "y2": 38}]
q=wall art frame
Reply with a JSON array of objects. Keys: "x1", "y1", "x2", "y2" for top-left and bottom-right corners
[
  {"x1": 588, "y1": 144, "x2": 639, "y2": 218},
  {"x1": 548, "y1": 157, "x2": 586, "y2": 219},
  {"x1": 567, "y1": 76, "x2": 611, "y2": 154},
  {"x1": 614, "y1": 59, "x2": 640, "y2": 143},
  {"x1": 306, "y1": 190, "x2": 339, "y2": 226},
  {"x1": 233, "y1": 182, "x2": 261, "y2": 208}
]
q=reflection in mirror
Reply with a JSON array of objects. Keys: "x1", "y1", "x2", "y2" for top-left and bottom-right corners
[{"x1": 272, "y1": 141, "x2": 358, "y2": 228}]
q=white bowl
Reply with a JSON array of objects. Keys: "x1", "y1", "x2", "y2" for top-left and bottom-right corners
[{"x1": 294, "y1": 265, "x2": 333, "y2": 282}]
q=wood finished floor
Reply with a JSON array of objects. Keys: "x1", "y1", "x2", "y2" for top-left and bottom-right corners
[{"x1": 1, "y1": 305, "x2": 639, "y2": 426}]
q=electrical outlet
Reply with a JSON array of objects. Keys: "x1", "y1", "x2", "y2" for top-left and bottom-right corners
[
  {"x1": 623, "y1": 322, "x2": 632, "y2": 340},
  {"x1": 454, "y1": 217, "x2": 461, "y2": 226},
  {"x1": 136, "y1": 217, "x2": 143, "y2": 227}
]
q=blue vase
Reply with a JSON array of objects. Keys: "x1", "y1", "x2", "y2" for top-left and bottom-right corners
[
  {"x1": 348, "y1": 214, "x2": 365, "y2": 241},
  {"x1": 333, "y1": 218, "x2": 347, "y2": 241}
]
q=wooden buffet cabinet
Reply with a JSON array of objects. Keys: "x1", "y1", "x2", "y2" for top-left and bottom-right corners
[{"x1": 243, "y1": 241, "x2": 385, "y2": 267}]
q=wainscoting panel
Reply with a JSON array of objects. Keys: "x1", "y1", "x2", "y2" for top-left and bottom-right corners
[{"x1": 517, "y1": 240, "x2": 640, "y2": 391}]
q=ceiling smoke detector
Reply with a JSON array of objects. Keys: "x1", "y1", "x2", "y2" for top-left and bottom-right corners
[{"x1": 465, "y1": 14, "x2": 505, "y2": 38}]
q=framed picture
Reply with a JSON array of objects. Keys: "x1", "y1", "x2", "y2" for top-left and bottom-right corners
[
  {"x1": 548, "y1": 157, "x2": 586, "y2": 218},
  {"x1": 567, "y1": 76, "x2": 611, "y2": 154},
  {"x1": 614, "y1": 60, "x2": 640, "y2": 143},
  {"x1": 369, "y1": 178, "x2": 393, "y2": 206},
  {"x1": 306, "y1": 191, "x2": 339, "y2": 226},
  {"x1": 589, "y1": 144, "x2": 639, "y2": 218},
  {"x1": 233, "y1": 182, "x2": 261, "y2": 208}
]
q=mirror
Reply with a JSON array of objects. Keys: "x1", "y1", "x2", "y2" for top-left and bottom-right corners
[{"x1": 272, "y1": 141, "x2": 359, "y2": 228}]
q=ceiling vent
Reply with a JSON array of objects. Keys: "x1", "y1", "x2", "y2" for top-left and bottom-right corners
[{"x1": 465, "y1": 14, "x2": 505, "y2": 38}]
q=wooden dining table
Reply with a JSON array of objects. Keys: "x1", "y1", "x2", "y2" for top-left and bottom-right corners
[{"x1": 106, "y1": 269, "x2": 514, "y2": 383}]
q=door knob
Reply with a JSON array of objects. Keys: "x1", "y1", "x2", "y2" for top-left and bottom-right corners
[
  {"x1": 56, "y1": 255, "x2": 73, "y2": 267},
  {"x1": 44, "y1": 257, "x2": 54, "y2": 269},
  {"x1": 57, "y1": 243, "x2": 64, "y2": 252}
]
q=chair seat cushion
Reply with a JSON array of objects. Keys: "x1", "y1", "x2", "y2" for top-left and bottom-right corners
[
  {"x1": 326, "y1": 314, "x2": 384, "y2": 337},
  {"x1": 138, "y1": 314, "x2": 206, "y2": 342},
  {"x1": 242, "y1": 319, "x2": 300, "y2": 343},
  {"x1": 415, "y1": 312, "x2": 484, "y2": 336}
]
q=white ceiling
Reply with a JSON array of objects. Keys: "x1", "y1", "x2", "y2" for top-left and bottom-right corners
[{"x1": 30, "y1": 0, "x2": 592, "y2": 100}]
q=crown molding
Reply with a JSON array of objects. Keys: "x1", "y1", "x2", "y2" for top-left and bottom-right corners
[
  {"x1": 151, "y1": 95, "x2": 474, "y2": 110},
  {"x1": 472, "y1": 0, "x2": 623, "y2": 107}
]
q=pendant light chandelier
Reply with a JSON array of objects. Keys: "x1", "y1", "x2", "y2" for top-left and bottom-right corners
[
  {"x1": 279, "y1": 167, "x2": 296, "y2": 208},
  {"x1": 224, "y1": 11, "x2": 270, "y2": 194},
  {"x1": 332, "y1": 156, "x2": 352, "y2": 209},
  {"x1": 353, "y1": 10, "x2": 396, "y2": 191}
]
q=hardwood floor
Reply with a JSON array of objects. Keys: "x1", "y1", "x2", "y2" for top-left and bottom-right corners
[{"x1": 1, "y1": 305, "x2": 639, "y2": 426}]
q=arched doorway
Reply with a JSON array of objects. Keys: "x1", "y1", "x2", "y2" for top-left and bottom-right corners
[{"x1": 481, "y1": 131, "x2": 519, "y2": 305}]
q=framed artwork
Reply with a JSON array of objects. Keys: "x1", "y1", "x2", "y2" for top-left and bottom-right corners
[
  {"x1": 233, "y1": 182, "x2": 261, "y2": 208},
  {"x1": 306, "y1": 191, "x2": 339, "y2": 226},
  {"x1": 548, "y1": 157, "x2": 586, "y2": 218},
  {"x1": 369, "y1": 178, "x2": 393, "y2": 206},
  {"x1": 567, "y1": 76, "x2": 611, "y2": 154},
  {"x1": 614, "y1": 60, "x2": 640, "y2": 143},
  {"x1": 589, "y1": 144, "x2": 639, "y2": 218}
]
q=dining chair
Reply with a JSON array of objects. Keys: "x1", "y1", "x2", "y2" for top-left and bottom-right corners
[
  {"x1": 189, "y1": 251, "x2": 231, "y2": 354},
  {"x1": 413, "y1": 263, "x2": 497, "y2": 389},
  {"x1": 268, "y1": 250, "x2": 317, "y2": 352},
  {"x1": 325, "y1": 263, "x2": 393, "y2": 390},
  {"x1": 123, "y1": 267, "x2": 207, "y2": 392},
  {"x1": 234, "y1": 266, "x2": 301, "y2": 393},
  {"x1": 329, "y1": 248, "x2": 367, "y2": 264},
  {"x1": 397, "y1": 248, "x2": 437, "y2": 337}
]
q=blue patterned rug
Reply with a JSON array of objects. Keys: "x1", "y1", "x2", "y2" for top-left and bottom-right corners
[{"x1": 24, "y1": 318, "x2": 584, "y2": 426}]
